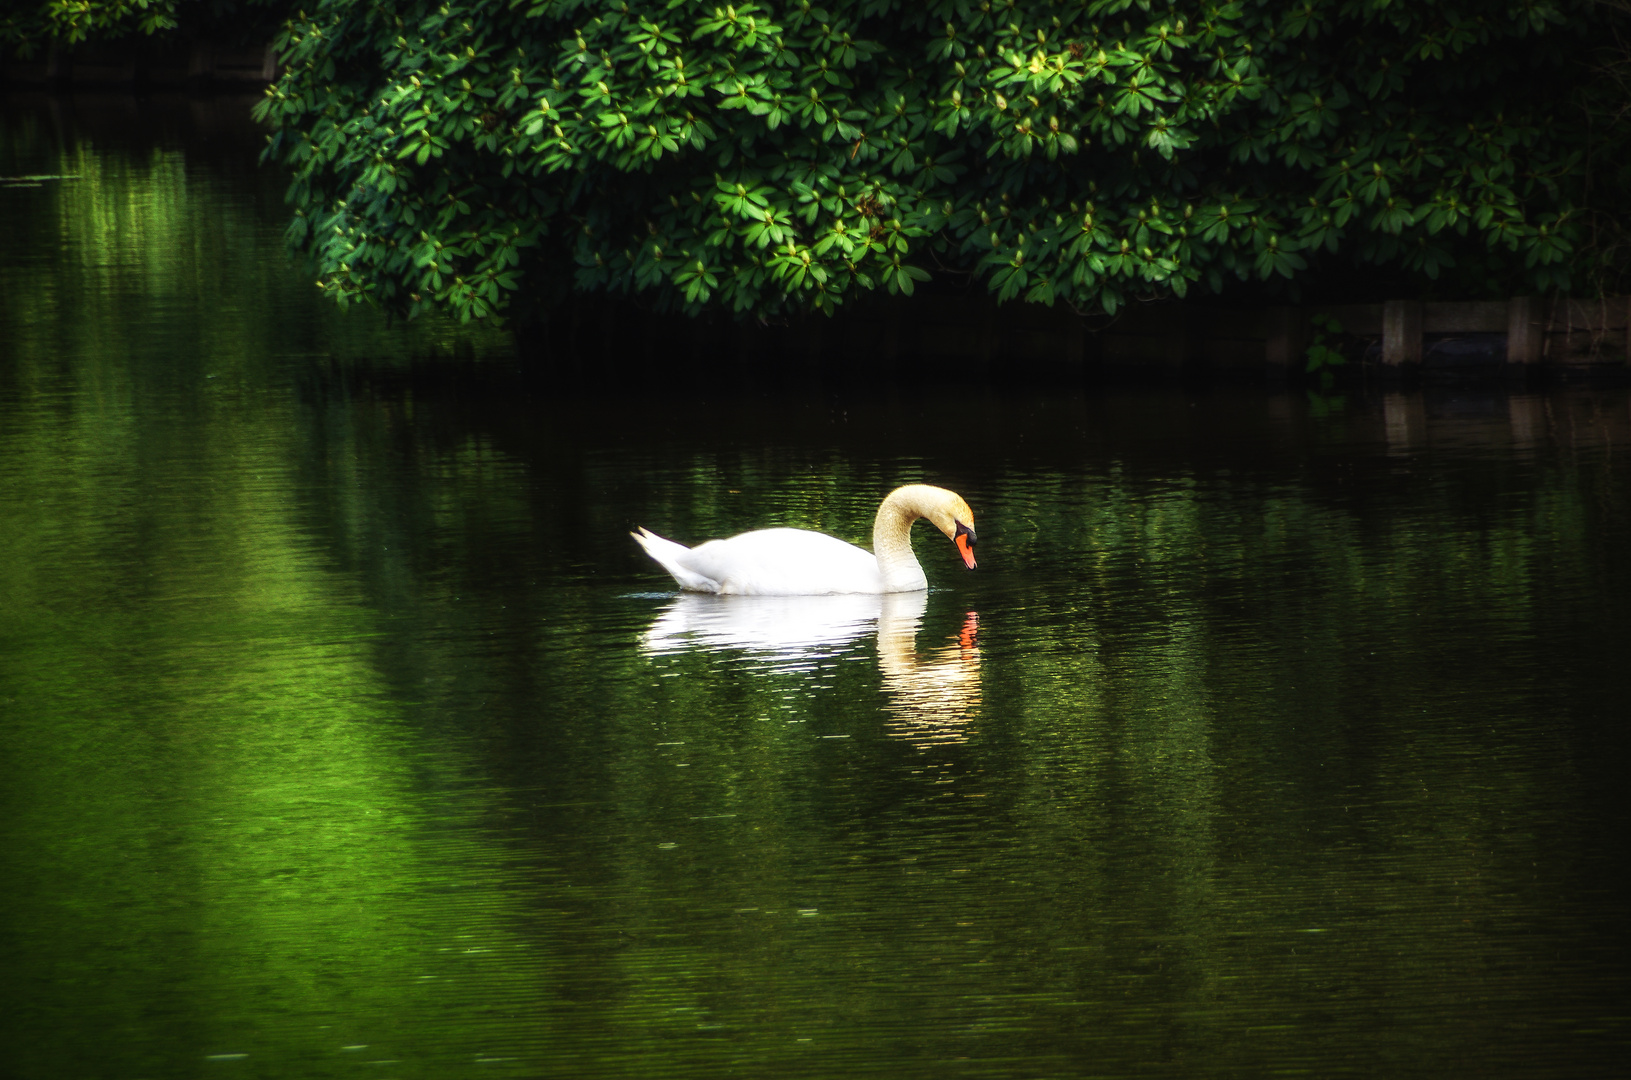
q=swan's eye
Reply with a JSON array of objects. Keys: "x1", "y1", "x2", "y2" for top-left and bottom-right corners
[{"x1": 954, "y1": 521, "x2": 976, "y2": 546}]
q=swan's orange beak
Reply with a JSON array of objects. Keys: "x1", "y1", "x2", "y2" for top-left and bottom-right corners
[{"x1": 954, "y1": 521, "x2": 977, "y2": 569}]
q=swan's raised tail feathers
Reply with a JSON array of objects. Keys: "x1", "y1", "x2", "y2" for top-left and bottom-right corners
[{"x1": 632, "y1": 528, "x2": 721, "y2": 593}]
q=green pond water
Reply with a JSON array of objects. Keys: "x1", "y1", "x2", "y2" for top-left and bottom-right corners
[{"x1": 1, "y1": 95, "x2": 1628, "y2": 1080}]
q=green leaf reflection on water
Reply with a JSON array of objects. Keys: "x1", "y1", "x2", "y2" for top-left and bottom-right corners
[
  {"x1": 0, "y1": 335, "x2": 555, "y2": 1077},
  {"x1": 0, "y1": 98, "x2": 539, "y2": 1078}
]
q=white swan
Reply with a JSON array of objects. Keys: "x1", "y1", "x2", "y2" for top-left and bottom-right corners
[{"x1": 632, "y1": 484, "x2": 977, "y2": 595}]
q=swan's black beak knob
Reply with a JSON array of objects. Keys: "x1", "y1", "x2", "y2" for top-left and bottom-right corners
[{"x1": 954, "y1": 521, "x2": 977, "y2": 569}]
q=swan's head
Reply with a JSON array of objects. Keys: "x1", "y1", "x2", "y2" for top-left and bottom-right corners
[{"x1": 900, "y1": 486, "x2": 977, "y2": 570}]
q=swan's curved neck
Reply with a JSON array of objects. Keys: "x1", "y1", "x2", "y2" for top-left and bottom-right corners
[{"x1": 872, "y1": 488, "x2": 931, "y2": 591}]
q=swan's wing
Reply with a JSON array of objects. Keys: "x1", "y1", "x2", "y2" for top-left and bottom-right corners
[
  {"x1": 683, "y1": 528, "x2": 882, "y2": 595},
  {"x1": 632, "y1": 528, "x2": 723, "y2": 592}
]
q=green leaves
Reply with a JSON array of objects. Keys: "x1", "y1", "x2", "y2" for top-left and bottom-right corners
[
  {"x1": 2, "y1": 0, "x2": 179, "y2": 54},
  {"x1": 250, "y1": 0, "x2": 1613, "y2": 325},
  {"x1": 1253, "y1": 236, "x2": 1308, "y2": 280},
  {"x1": 3, "y1": 0, "x2": 287, "y2": 58},
  {"x1": 673, "y1": 257, "x2": 720, "y2": 304}
]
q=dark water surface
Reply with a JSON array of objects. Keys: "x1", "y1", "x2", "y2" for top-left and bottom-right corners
[{"x1": 2, "y1": 95, "x2": 1628, "y2": 1079}]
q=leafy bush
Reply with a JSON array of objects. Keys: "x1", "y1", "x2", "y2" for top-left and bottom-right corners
[
  {"x1": 2, "y1": 1, "x2": 185, "y2": 54},
  {"x1": 237, "y1": 1, "x2": 1619, "y2": 322},
  {"x1": 1, "y1": 1, "x2": 286, "y2": 55}
]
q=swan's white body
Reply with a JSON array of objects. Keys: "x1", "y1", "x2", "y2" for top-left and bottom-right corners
[
  {"x1": 634, "y1": 527, "x2": 895, "y2": 594},
  {"x1": 632, "y1": 484, "x2": 976, "y2": 596}
]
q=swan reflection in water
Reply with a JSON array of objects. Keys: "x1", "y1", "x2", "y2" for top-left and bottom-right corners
[{"x1": 640, "y1": 591, "x2": 981, "y2": 746}]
